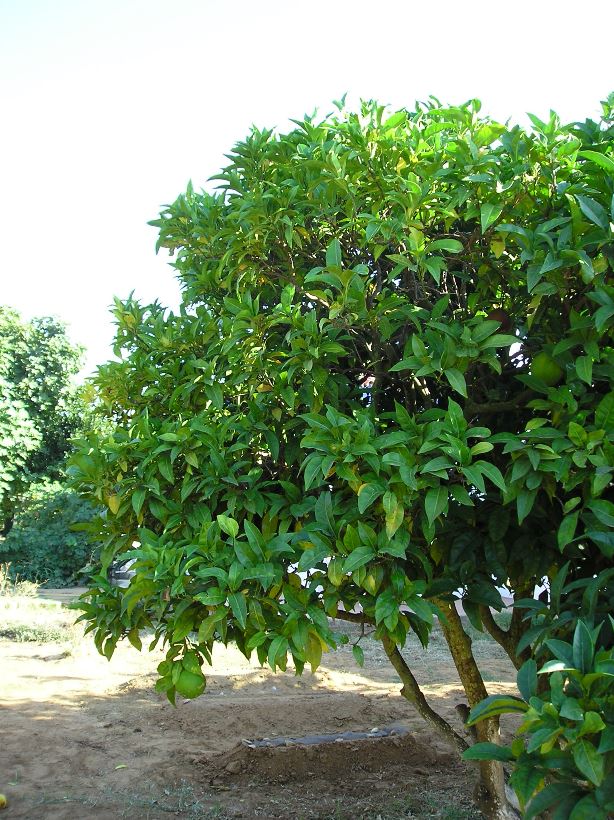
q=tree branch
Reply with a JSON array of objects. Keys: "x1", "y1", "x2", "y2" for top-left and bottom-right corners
[
  {"x1": 381, "y1": 635, "x2": 469, "y2": 756},
  {"x1": 334, "y1": 608, "x2": 374, "y2": 626},
  {"x1": 478, "y1": 605, "x2": 525, "y2": 670},
  {"x1": 465, "y1": 390, "x2": 533, "y2": 417}
]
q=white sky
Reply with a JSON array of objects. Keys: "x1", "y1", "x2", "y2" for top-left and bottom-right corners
[{"x1": 1, "y1": 0, "x2": 612, "y2": 376}]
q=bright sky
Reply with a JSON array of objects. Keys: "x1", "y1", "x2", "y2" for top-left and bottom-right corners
[{"x1": 1, "y1": 0, "x2": 612, "y2": 376}]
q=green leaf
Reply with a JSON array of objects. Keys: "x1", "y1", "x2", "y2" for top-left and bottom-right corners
[
  {"x1": 461, "y1": 465, "x2": 485, "y2": 493},
  {"x1": 303, "y1": 455, "x2": 324, "y2": 491},
  {"x1": 228, "y1": 592, "x2": 247, "y2": 630},
  {"x1": 567, "y1": 421, "x2": 588, "y2": 447},
  {"x1": 463, "y1": 742, "x2": 514, "y2": 762},
  {"x1": 217, "y1": 514, "x2": 239, "y2": 538},
  {"x1": 470, "y1": 441, "x2": 494, "y2": 456},
  {"x1": 327, "y1": 557, "x2": 345, "y2": 586},
  {"x1": 573, "y1": 739, "x2": 604, "y2": 785},
  {"x1": 406, "y1": 595, "x2": 434, "y2": 626},
  {"x1": 517, "y1": 489, "x2": 536, "y2": 524},
  {"x1": 597, "y1": 725, "x2": 614, "y2": 754},
  {"x1": 267, "y1": 635, "x2": 288, "y2": 671},
  {"x1": 576, "y1": 356, "x2": 593, "y2": 385},
  {"x1": 578, "y1": 149, "x2": 614, "y2": 175},
  {"x1": 357, "y1": 482, "x2": 384, "y2": 514},
  {"x1": 595, "y1": 392, "x2": 614, "y2": 429},
  {"x1": 428, "y1": 238, "x2": 463, "y2": 253},
  {"x1": 184, "y1": 451, "x2": 199, "y2": 468},
  {"x1": 516, "y1": 659, "x2": 537, "y2": 701},
  {"x1": 425, "y1": 486, "x2": 447, "y2": 525},
  {"x1": 385, "y1": 503, "x2": 404, "y2": 539},
  {"x1": 509, "y1": 765, "x2": 544, "y2": 809},
  {"x1": 569, "y1": 794, "x2": 604, "y2": 820},
  {"x1": 131, "y1": 488, "x2": 146, "y2": 516},
  {"x1": 480, "y1": 203, "x2": 503, "y2": 233},
  {"x1": 450, "y1": 484, "x2": 474, "y2": 506},
  {"x1": 466, "y1": 694, "x2": 529, "y2": 725},
  {"x1": 326, "y1": 237, "x2": 342, "y2": 269},
  {"x1": 352, "y1": 644, "x2": 365, "y2": 667},
  {"x1": 525, "y1": 784, "x2": 581, "y2": 820},
  {"x1": 444, "y1": 368, "x2": 467, "y2": 397},
  {"x1": 579, "y1": 711, "x2": 605, "y2": 737},
  {"x1": 158, "y1": 457, "x2": 174, "y2": 483},
  {"x1": 374, "y1": 588, "x2": 398, "y2": 624},
  {"x1": 588, "y1": 499, "x2": 614, "y2": 527},
  {"x1": 572, "y1": 620, "x2": 594, "y2": 673},
  {"x1": 575, "y1": 195, "x2": 609, "y2": 229},
  {"x1": 479, "y1": 333, "x2": 518, "y2": 349},
  {"x1": 474, "y1": 460, "x2": 507, "y2": 492},
  {"x1": 342, "y1": 545, "x2": 376, "y2": 574},
  {"x1": 558, "y1": 511, "x2": 579, "y2": 550}
]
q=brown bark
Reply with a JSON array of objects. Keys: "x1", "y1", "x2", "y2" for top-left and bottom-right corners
[
  {"x1": 435, "y1": 599, "x2": 519, "y2": 820},
  {"x1": 334, "y1": 610, "x2": 468, "y2": 754},
  {"x1": 478, "y1": 604, "x2": 530, "y2": 671},
  {"x1": 381, "y1": 635, "x2": 469, "y2": 757}
]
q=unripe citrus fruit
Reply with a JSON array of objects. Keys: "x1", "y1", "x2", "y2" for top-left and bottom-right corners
[
  {"x1": 0, "y1": 794, "x2": 7, "y2": 810},
  {"x1": 176, "y1": 669, "x2": 205, "y2": 699},
  {"x1": 531, "y1": 352, "x2": 563, "y2": 386}
]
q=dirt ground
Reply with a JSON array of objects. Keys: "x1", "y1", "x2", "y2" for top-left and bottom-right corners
[{"x1": 0, "y1": 591, "x2": 519, "y2": 820}]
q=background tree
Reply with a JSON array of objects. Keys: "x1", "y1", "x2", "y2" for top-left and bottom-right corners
[
  {"x1": 0, "y1": 480, "x2": 97, "y2": 587},
  {"x1": 0, "y1": 307, "x2": 84, "y2": 535},
  {"x1": 71, "y1": 96, "x2": 614, "y2": 819}
]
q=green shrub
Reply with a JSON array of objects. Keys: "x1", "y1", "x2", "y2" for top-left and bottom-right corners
[
  {"x1": 0, "y1": 481, "x2": 99, "y2": 587},
  {"x1": 465, "y1": 619, "x2": 614, "y2": 818}
]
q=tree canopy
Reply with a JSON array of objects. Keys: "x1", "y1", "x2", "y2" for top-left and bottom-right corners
[
  {"x1": 0, "y1": 307, "x2": 83, "y2": 533},
  {"x1": 71, "y1": 96, "x2": 614, "y2": 818}
]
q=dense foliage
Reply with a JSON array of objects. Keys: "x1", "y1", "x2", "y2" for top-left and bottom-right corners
[
  {"x1": 71, "y1": 96, "x2": 613, "y2": 817},
  {"x1": 0, "y1": 481, "x2": 98, "y2": 587},
  {"x1": 466, "y1": 617, "x2": 614, "y2": 818},
  {"x1": 0, "y1": 308, "x2": 84, "y2": 533}
]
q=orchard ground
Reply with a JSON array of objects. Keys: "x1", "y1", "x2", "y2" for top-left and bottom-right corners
[{"x1": 0, "y1": 592, "x2": 521, "y2": 819}]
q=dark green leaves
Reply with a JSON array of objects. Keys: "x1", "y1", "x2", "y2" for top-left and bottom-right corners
[
  {"x1": 466, "y1": 694, "x2": 529, "y2": 725},
  {"x1": 480, "y1": 203, "x2": 503, "y2": 233},
  {"x1": 573, "y1": 739, "x2": 604, "y2": 785},
  {"x1": 575, "y1": 195, "x2": 610, "y2": 230},
  {"x1": 444, "y1": 368, "x2": 467, "y2": 397},
  {"x1": 357, "y1": 483, "x2": 384, "y2": 514},
  {"x1": 228, "y1": 592, "x2": 248, "y2": 630},
  {"x1": 342, "y1": 545, "x2": 375, "y2": 574},
  {"x1": 427, "y1": 238, "x2": 463, "y2": 254},
  {"x1": 70, "y1": 98, "x2": 614, "y2": 820},
  {"x1": 463, "y1": 742, "x2": 514, "y2": 762},
  {"x1": 217, "y1": 514, "x2": 239, "y2": 538},
  {"x1": 325, "y1": 238, "x2": 342, "y2": 269},
  {"x1": 578, "y1": 149, "x2": 614, "y2": 174},
  {"x1": 425, "y1": 486, "x2": 448, "y2": 525},
  {"x1": 517, "y1": 659, "x2": 538, "y2": 701}
]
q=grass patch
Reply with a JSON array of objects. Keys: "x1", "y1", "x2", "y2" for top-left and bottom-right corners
[
  {"x1": 0, "y1": 565, "x2": 78, "y2": 644},
  {"x1": 31, "y1": 782, "x2": 230, "y2": 819},
  {"x1": 0, "y1": 562, "x2": 40, "y2": 597},
  {"x1": 0, "y1": 622, "x2": 71, "y2": 642}
]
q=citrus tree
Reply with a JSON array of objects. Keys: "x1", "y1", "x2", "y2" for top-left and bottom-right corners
[{"x1": 71, "y1": 96, "x2": 614, "y2": 819}]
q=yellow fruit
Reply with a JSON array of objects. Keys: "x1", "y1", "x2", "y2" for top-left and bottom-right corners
[
  {"x1": 0, "y1": 794, "x2": 7, "y2": 810},
  {"x1": 531, "y1": 352, "x2": 564, "y2": 386},
  {"x1": 175, "y1": 670, "x2": 205, "y2": 699}
]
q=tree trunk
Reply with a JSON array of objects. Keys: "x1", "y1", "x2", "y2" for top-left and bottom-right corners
[
  {"x1": 381, "y1": 635, "x2": 469, "y2": 756},
  {"x1": 0, "y1": 513, "x2": 14, "y2": 537},
  {"x1": 435, "y1": 598, "x2": 519, "y2": 820}
]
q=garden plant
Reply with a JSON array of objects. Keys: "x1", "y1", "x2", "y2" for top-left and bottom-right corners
[{"x1": 71, "y1": 95, "x2": 614, "y2": 818}]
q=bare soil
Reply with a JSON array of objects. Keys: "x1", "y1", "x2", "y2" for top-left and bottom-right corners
[{"x1": 0, "y1": 592, "x2": 519, "y2": 819}]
